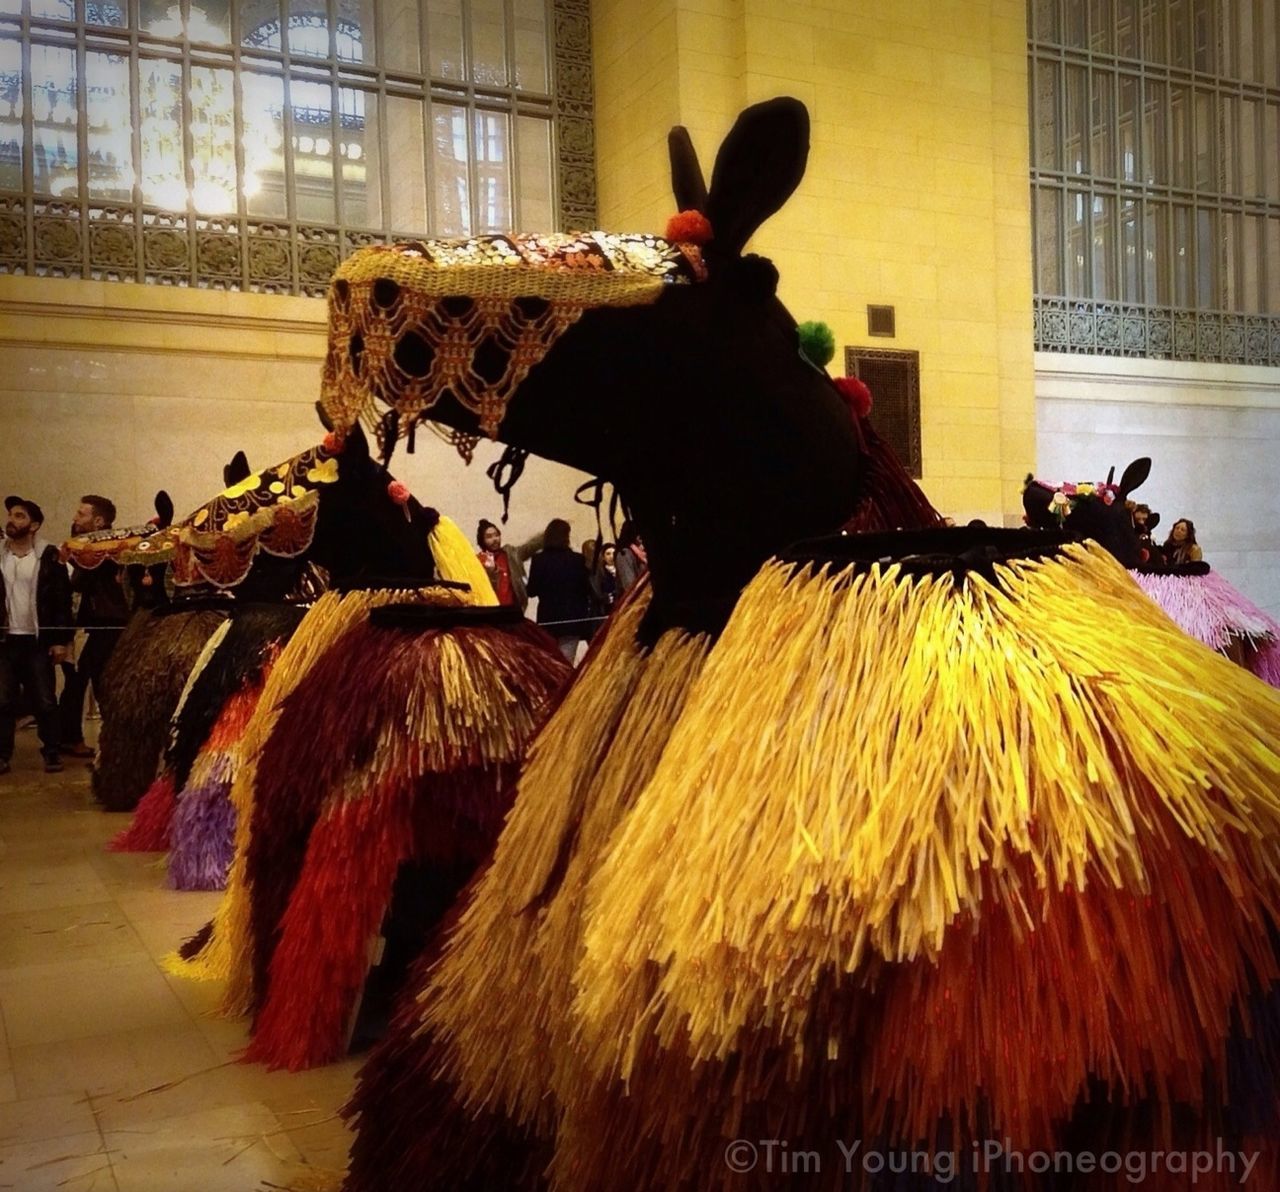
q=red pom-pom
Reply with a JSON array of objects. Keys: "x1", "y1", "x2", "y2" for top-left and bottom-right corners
[
  {"x1": 387, "y1": 480, "x2": 411, "y2": 505},
  {"x1": 665, "y1": 210, "x2": 713, "y2": 245},
  {"x1": 834, "y1": 376, "x2": 873, "y2": 419},
  {"x1": 323, "y1": 431, "x2": 346, "y2": 455}
]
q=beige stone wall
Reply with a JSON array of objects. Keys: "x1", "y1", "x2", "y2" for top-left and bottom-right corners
[
  {"x1": 0, "y1": 275, "x2": 597, "y2": 553},
  {"x1": 591, "y1": 0, "x2": 1037, "y2": 522}
]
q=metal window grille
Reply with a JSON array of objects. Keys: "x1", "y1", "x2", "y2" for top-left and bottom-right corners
[
  {"x1": 846, "y1": 346, "x2": 923, "y2": 479},
  {"x1": 1028, "y1": 0, "x2": 1280, "y2": 364}
]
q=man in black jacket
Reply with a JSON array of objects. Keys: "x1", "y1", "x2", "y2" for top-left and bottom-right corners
[
  {"x1": 59, "y1": 495, "x2": 128, "y2": 757},
  {"x1": 1, "y1": 496, "x2": 73, "y2": 774}
]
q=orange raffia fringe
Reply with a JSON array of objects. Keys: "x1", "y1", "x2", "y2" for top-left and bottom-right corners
[
  {"x1": 409, "y1": 589, "x2": 713, "y2": 1135},
  {"x1": 200, "y1": 666, "x2": 267, "y2": 754},
  {"x1": 109, "y1": 619, "x2": 231, "y2": 853}
]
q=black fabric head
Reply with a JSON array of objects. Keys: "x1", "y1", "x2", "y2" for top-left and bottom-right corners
[
  {"x1": 407, "y1": 99, "x2": 862, "y2": 640},
  {"x1": 1023, "y1": 457, "x2": 1151, "y2": 569},
  {"x1": 301, "y1": 423, "x2": 437, "y2": 588}
]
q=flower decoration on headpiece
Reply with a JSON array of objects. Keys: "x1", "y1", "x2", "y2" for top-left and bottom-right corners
[
  {"x1": 1037, "y1": 477, "x2": 1119, "y2": 521},
  {"x1": 666, "y1": 209, "x2": 713, "y2": 245},
  {"x1": 834, "y1": 375, "x2": 874, "y2": 419}
]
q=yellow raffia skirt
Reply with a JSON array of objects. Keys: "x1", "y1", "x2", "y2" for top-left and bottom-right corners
[{"x1": 351, "y1": 531, "x2": 1280, "y2": 1191}]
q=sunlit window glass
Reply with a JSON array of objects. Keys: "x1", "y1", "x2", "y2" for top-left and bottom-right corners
[{"x1": 0, "y1": 1, "x2": 583, "y2": 293}]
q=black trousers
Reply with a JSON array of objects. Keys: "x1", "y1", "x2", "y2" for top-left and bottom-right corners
[
  {"x1": 58, "y1": 628, "x2": 120, "y2": 746},
  {"x1": 0, "y1": 635, "x2": 60, "y2": 762}
]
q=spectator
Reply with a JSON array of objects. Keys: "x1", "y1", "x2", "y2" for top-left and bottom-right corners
[
  {"x1": 615, "y1": 521, "x2": 648, "y2": 593},
  {"x1": 1131, "y1": 503, "x2": 1163, "y2": 567},
  {"x1": 582, "y1": 538, "x2": 598, "y2": 573},
  {"x1": 1163, "y1": 518, "x2": 1203, "y2": 565},
  {"x1": 589, "y1": 542, "x2": 620, "y2": 622},
  {"x1": 1, "y1": 496, "x2": 73, "y2": 774},
  {"x1": 526, "y1": 518, "x2": 592, "y2": 664},
  {"x1": 475, "y1": 519, "x2": 542, "y2": 613},
  {"x1": 60, "y1": 495, "x2": 128, "y2": 758}
]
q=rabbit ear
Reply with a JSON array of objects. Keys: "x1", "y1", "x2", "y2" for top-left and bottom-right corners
[
  {"x1": 315, "y1": 400, "x2": 336, "y2": 432},
  {"x1": 669, "y1": 126, "x2": 708, "y2": 214},
  {"x1": 1118, "y1": 457, "x2": 1151, "y2": 496},
  {"x1": 1022, "y1": 480, "x2": 1054, "y2": 526},
  {"x1": 223, "y1": 451, "x2": 250, "y2": 488},
  {"x1": 153, "y1": 490, "x2": 174, "y2": 529},
  {"x1": 1146, "y1": 512, "x2": 1161, "y2": 531},
  {"x1": 1105, "y1": 465, "x2": 1115, "y2": 485},
  {"x1": 705, "y1": 96, "x2": 810, "y2": 259}
]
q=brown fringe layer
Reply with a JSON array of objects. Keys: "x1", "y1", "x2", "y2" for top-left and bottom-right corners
[{"x1": 92, "y1": 608, "x2": 229, "y2": 812}]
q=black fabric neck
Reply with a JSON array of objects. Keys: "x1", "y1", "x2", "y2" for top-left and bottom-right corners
[
  {"x1": 1135, "y1": 560, "x2": 1211, "y2": 577},
  {"x1": 779, "y1": 526, "x2": 1074, "y2": 580}
]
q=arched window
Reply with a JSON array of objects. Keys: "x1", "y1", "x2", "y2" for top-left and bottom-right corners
[{"x1": 0, "y1": 0, "x2": 596, "y2": 294}]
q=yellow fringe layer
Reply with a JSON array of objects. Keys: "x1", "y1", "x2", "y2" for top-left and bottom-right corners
[
  {"x1": 428, "y1": 515, "x2": 498, "y2": 606},
  {"x1": 414, "y1": 589, "x2": 713, "y2": 1134},
  {"x1": 161, "y1": 584, "x2": 470, "y2": 1004},
  {"x1": 572, "y1": 540, "x2": 1280, "y2": 1074}
]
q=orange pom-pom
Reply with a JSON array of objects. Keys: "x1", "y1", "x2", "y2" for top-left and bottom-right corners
[
  {"x1": 322, "y1": 431, "x2": 346, "y2": 455},
  {"x1": 387, "y1": 479, "x2": 411, "y2": 505},
  {"x1": 665, "y1": 210, "x2": 713, "y2": 245},
  {"x1": 834, "y1": 375, "x2": 873, "y2": 419}
]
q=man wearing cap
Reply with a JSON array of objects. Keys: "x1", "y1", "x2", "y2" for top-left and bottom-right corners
[{"x1": 1, "y1": 496, "x2": 73, "y2": 774}]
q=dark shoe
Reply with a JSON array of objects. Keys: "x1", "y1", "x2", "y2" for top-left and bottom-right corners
[
  {"x1": 64, "y1": 743, "x2": 95, "y2": 759},
  {"x1": 43, "y1": 756, "x2": 63, "y2": 774}
]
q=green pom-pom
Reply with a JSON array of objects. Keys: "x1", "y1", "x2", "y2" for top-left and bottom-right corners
[{"x1": 796, "y1": 320, "x2": 836, "y2": 368}]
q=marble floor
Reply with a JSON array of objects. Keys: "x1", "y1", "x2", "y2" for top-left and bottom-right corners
[{"x1": 0, "y1": 731, "x2": 357, "y2": 1192}]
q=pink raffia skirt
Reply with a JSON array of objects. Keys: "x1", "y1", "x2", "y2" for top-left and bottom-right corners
[{"x1": 1131, "y1": 569, "x2": 1280, "y2": 688}]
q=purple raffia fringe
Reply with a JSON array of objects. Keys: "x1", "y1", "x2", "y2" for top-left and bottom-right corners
[{"x1": 167, "y1": 755, "x2": 236, "y2": 891}]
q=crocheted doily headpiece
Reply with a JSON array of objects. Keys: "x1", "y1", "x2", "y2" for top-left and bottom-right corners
[{"x1": 319, "y1": 231, "x2": 707, "y2": 457}]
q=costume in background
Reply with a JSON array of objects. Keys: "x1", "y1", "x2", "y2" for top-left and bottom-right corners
[
  {"x1": 1025, "y1": 471, "x2": 1280, "y2": 689},
  {"x1": 166, "y1": 577, "x2": 571, "y2": 1072}
]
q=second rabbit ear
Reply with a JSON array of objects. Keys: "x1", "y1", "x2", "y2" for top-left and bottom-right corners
[
  {"x1": 1118, "y1": 457, "x2": 1152, "y2": 496},
  {"x1": 705, "y1": 96, "x2": 810, "y2": 259},
  {"x1": 669, "y1": 126, "x2": 708, "y2": 214}
]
